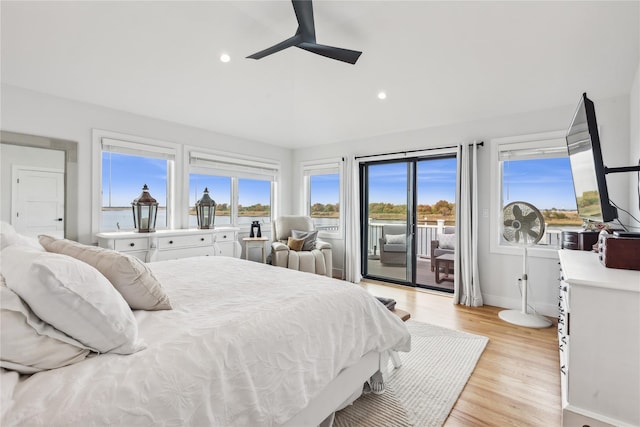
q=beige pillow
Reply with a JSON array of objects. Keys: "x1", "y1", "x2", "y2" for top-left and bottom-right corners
[
  {"x1": 287, "y1": 237, "x2": 305, "y2": 252},
  {"x1": 39, "y1": 235, "x2": 171, "y2": 311},
  {"x1": 0, "y1": 275, "x2": 92, "y2": 374}
]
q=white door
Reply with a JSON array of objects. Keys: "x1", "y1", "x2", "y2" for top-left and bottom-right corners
[{"x1": 12, "y1": 166, "x2": 65, "y2": 238}]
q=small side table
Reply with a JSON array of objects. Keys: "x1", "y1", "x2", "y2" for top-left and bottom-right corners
[
  {"x1": 435, "y1": 253, "x2": 455, "y2": 284},
  {"x1": 242, "y1": 237, "x2": 269, "y2": 263}
]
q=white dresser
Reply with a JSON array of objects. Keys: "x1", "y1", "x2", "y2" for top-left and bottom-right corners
[
  {"x1": 96, "y1": 227, "x2": 240, "y2": 262},
  {"x1": 558, "y1": 250, "x2": 640, "y2": 427}
]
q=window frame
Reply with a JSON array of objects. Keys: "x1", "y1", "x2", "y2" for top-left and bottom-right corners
[
  {"x1": 302, "y1": 158, "x2": 344, "y2": 239},
  {"x1": 489, "y1": 130, "x2": 574, "y2": 259},
  {"x1": 92, "y1": 129, "x2": 181, "y2": 237},
  {"x1": 184, "y1": 147, "x2": 280, "y2": 229}
]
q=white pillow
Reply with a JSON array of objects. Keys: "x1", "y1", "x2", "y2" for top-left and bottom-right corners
[
  {"x1": 1, "y1": 246, "x2": 145, "y2": 355},
  {"x1": 1, "y1": 232, "x2": 44, "y2": 251},
  {"x1": 0, "y1": 275, "x2": 92, "y2": 374},
  {"x1": 0, "y1": 221, "x2": 16, "y2": 236},
  {"x1": 0, "y1": 222, "x2": 43, "y2": 251},
  {"x1": 385, "y1": 234, "x2": 406, "y2": 244},
  {"x1": 439, "y1": 233, "x2": 456, "y2": 250},
  {"x1": 39, "y1": 235, "x2": 171, "y2": 311}
]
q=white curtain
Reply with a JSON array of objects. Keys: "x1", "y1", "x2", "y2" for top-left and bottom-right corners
[
  {"x1": 344, "y1": 156, "x2": 362, "y2": 283},
  {"x1": 454, "y1": 141, "x2": 483, "y2": 306}
]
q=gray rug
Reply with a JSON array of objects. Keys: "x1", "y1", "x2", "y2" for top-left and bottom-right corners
[{"x1": 334, "y1": 321, "x2": 488, "y2": 427}]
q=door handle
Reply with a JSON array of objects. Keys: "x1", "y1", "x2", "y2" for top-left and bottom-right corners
[{"x1": 55, "y1": 218, "x2": 63, "y2": 222}]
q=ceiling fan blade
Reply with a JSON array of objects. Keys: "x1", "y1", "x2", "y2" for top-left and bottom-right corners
[
  {"x1": 246, "y1": 34, "x2": 303, "y2": 60},
  {"x1": 297, "y1": 42, "x2": 362, "y2": 64},
  {"x1": 292, "y1": 0, "x2": 315, "y2": 41}
]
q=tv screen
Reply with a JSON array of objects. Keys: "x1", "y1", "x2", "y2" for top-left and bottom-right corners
[{"x1": 565, "y1": 93, "x2": 618, "y2": 223}]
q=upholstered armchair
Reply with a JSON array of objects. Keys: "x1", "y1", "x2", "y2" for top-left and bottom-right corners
[
  {"x1": 271, "y1": 216, "x2": 333, "y2": 277},
  {"x1": 379, "y1": 224, "x2": 407, "y2": 265},
  {"x1": 430, "y1": 226, "x2": 455, "y2": 271}
]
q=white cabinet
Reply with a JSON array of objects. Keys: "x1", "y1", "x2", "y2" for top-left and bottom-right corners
[
  {"x1": 558, "y1": 250, "x2": 640, "y2": 427},
  {"x1": 97, "y1": 227, "x2": 240, "y2": 262}
]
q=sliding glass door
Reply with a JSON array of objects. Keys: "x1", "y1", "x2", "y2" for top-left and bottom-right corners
[
  {"x1": 361, "y1": 155, "x2": 457, "y2": 291},
  {"x1": 361, "y1": 161, "x2": 413, "y2": 282}
]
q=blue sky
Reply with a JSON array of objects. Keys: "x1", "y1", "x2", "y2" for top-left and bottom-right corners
[
  {"x1": 367, "y1": 157, "x2": 577, "y2": 210},
  {"x1": 503, "y1": 157, "x2": 577, "y2": 210},
  {"x1": 188, "y1": 175, "x2": 272, "y2": 207},
  {"x1": 368, "y1": 158, "x2": 458, "y2": 205},
  {"x1": 310, "y1": 174, "x2": 340, "y2": 204},
  {"x1": 102, "y1": 153, "x2": 167, "y2": 206}
]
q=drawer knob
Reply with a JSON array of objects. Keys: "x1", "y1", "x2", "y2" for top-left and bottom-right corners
[
  {"x1": 200, "y1": 238, "x2": 205, "y2": 241},
  {"x1": 223, "y1": 235, "x2": 227, "y2": 239},
  {"x1": 169, "y1": 240, "x2": 174, "y2": 244},
  {"x1": 129, "y1": 243, "x2": 135, "y2": 247}
]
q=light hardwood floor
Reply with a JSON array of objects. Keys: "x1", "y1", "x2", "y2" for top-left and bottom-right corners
[{"x1": 362, "y1": 280, "x2": 562, "y2": 427}]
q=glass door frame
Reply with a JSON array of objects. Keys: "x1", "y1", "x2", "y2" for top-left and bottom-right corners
[{"x1": 360, "y1": 154, "x2": 456, "y2": 291}]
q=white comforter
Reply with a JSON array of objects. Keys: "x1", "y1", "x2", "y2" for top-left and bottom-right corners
[{"x1": 2, "y1": 256, "x2": 410, "y2": 426}]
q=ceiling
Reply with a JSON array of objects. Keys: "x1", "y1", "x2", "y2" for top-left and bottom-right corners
[{"x1": 1, "y1": 1, "x2": 638, "y2": 149}]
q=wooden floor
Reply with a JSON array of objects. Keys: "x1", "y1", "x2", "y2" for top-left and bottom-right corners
[{"x1": 362, "y1": 280, "x2": 562, "y2": 427}]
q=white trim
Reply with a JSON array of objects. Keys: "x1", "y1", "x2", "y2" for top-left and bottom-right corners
[{"x1": 564, "y1": 403, "x2": 637, "y2": 427}]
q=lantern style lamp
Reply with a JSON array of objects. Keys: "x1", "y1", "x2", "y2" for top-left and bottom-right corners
[
  {"x1": 196, "y1": 187, "x2": 216, "y2": 229},
  {"x1": 132, "y1": 184, "x2": 158, "y2": 233}
]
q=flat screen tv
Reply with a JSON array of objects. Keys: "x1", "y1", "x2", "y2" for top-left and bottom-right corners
[{"x1": 565, "y1": 93, "x2": 618, "y2": 223}]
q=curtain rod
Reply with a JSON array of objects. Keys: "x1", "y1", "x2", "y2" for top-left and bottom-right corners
[{"x1": 354, "y1": 141, "x2": 484, "y2": 160}]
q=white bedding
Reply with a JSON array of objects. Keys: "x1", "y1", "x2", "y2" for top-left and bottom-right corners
[{"x1": 2, "y1": 256, "x2": 410, "y2": 426}]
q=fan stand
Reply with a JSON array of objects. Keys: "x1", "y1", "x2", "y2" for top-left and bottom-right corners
[{"x1": 498, "y1": 247, "x2": 552, "y2": 328}]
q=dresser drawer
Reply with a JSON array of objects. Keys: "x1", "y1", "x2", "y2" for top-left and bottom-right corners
[
  {"x1": 157, "y1": 234, "x2": 213, "y2": 249},
  {"x1": 214, "y1": 231, "x2": 235, "y2": 242},
  {"x1": 113, "y1": 237, "x2": 149, "y2": 252}
]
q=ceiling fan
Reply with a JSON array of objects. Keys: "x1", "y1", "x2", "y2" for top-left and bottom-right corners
[{"x1": 246, "y1": 0, "x2": 362, "y2": 65}]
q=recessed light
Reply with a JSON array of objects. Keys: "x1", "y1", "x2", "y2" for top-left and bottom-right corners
[
  {"x1": 377, "y1": 91, "x2": 387, "y2": 100},
  {"x1": 220, "y1": 53, "x2": 231, "y2": 63}
]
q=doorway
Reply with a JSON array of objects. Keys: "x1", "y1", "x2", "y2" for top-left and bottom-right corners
[
  {"x1": 360, "y1": 155, "x2": 457, "y2": 291},
  {"x1": 11, "y1": 166, "x2": 65, "y2": 238}
]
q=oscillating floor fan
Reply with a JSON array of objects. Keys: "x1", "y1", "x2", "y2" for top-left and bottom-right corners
[{"x1": 499, "y1": 201, "x2": 552, "y2": 328}]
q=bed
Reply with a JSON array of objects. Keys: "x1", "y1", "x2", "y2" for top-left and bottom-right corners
[{"x1": 0, "y1": 230, "x2": 411, "y2": 426}]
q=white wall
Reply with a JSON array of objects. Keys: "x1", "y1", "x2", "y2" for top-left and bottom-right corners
[
  {"x1": 293, "y1": 95, "x2": 631, "y2": 316},
  {"x1": 1, "y1": 84, "x2": 293, "y2": 243}
]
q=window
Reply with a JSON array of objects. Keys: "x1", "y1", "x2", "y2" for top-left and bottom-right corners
[
  {"x1": 490, "y1": 132, "x2": 580, "y2": 255},
  {"x1": 303, "y1": 160, "x2": 343, "y2": 236},
  {"x1": 188, "y1": 150, "x2": 279, "y2": 227},
  {"x1": 238, "y1": 178, "x2": 271, "y2": 225},
  {"x1": 97, "y1": 136, "x2": 176, "y2": 232}
]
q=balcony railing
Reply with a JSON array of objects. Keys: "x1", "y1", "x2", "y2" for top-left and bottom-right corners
[{"x1": 367, "y1": 222, "x2": 562, "y2": 258}]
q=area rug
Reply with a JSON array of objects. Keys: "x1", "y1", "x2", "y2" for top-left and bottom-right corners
[{"x1": 334, "y1": 321, "x2": 488, "y2": 427}]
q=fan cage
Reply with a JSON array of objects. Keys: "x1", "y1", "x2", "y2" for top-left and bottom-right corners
[{"x1": 502, "y1": 201, "x2": 545, "y2": 246}]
